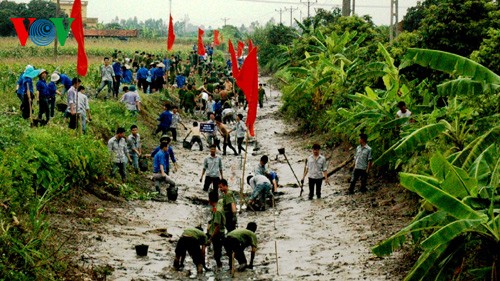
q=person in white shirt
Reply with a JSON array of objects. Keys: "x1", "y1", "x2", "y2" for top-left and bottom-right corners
[{"x1": 396, "y1": 101, "x2": 412, "y2": 118}]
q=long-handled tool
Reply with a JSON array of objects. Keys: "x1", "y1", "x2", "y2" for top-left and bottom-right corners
[
  {"x1": 278, "y1": 148, "x2": 301, "y2": 189},
  {"x1": 300, "y1": 158, "x2": 308, "y2": 197}
]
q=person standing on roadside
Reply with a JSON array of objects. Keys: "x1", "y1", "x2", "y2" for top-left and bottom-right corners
[
  {"x1": 258, "y1": 83, "x2": 267, "y2": 108},
  {"x1": 218, "y1": 179, "x2": 237, "y2": 232},
  {"x1": 112, "y1": 58, "x2": 123, "y2": 98},
  {"x1": 301, "y1": 143, "x2": 328, "y2": 200},
  {"x1": 127, "y1": 125, "x2": 142, "y2": 174},
  {"x1": 230, "y1": 113, "x2": 247, "y2": 155},
  {"x1": 36, "y1": 69, "x2": 50, "y2": 124},
  {"x1": 200, "y1": 145, "x2": 223, "y2": 192},
  {"x1": 95, "y1": 57, "x2": 115, "y2": 99},
  {"x1": 348, "y1": 134, "x2": 372, "y2": 194},
  {"x1": 47, "y1": 74, "x2": 61, "y2": 118},
  {"x1": 108, "y1": 127, "x2": 131, "y2": 182}
]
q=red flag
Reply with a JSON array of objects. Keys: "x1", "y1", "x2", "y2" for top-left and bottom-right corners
[
  {"x1": 213, "y1": 30, "x2": 220, "y2": 46},
  {"x1": 228, "y1": 39, "x2": 239, "y2": 77},
  {"x1": 70, "y1": 0, "x2": 88, "y2": 76},
  {"x1": 197, "y1": 28, "x2": 206, "y2": 56},
  {"x1": 235, "y1": 47, "x2": 259, "y2": 136},
  {"x1": 237, "y1": 41, "x2": 244, "y2": 57},
  {"x1": 167, "y1": 14, "x2": 175, "y2": 51},
  {"x1": 248, "y1": 39, "x2": 254, "y2": 52}
]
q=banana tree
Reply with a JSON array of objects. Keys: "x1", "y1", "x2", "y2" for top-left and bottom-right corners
[
  {"x1": 400, "y1": 48, "x2": 500, "y2": 117},
  {"x1": 331, "y1": 43, "x2": 412, "y2": 155},
  {"x1": 372, "y1": 128, "x2": 499, "y2": 280},
  {"x1": 280, "y1": 30, "x2": 363, "y2": 130}
]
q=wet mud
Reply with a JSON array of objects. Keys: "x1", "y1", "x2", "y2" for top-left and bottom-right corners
[{"x1": 77, "y1": 78, "x2": 412, "y2": 280}]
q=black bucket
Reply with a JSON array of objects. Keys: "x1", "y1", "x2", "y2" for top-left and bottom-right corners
[
  {"x1": 167, "y1": 186, "x2": 178, "y2": 201},
  {"x1": 135, "y1": 244, "x2": 149, "y2": 256},
  {"x1": 182, "y1": 140, "x2": 192, "y2": 149}
]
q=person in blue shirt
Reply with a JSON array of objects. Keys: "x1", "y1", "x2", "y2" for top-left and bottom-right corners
[
  {"x1": 176, "y1": 73, "x2": 186, "y2": 89},
  {"x1": 121, "y1": 65, "x2": 133, "y2": 84},
  {"x1": 36, "y1": 69, "x2": 50, "y2": 124},
  {"x1": 18, "y1": 66, "x2": 39, "y2": 119},
  {"x1": 153, "y1": 63, "x2": 166, "y2": 93},
  {"x1": 51, "y1": 72, "x2": 72, "y2": 97},
  {"x1": 155, "y1": 103, "x2": 173, "y2": 136},
  {"x1": 47, "y1": 78, "x2": 61, "y2": 118},
  {"x1": 152, "y1": 142, "x2": 176, "y2": 195},
  {"x1": 136, "y1": 63, "x2": 149, "y2": 93},
  {"x1": 112, "y1": 59, "x2": 123, "y2": 98},
  {"x1": 151, "y1": 136, "x2": 177, "y2": 175}
]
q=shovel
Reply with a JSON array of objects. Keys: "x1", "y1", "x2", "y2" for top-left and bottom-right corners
[{"x1": 278, "y1": 148, "x2": 302, "y2": 192}]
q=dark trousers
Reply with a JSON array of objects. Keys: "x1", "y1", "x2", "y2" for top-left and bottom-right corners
[
  {"x1": 48, "y1": 97, "x2": 55, "y2": 118},
  {"x1": 113, "y1": 76, "x2": 121, "y2": 97},
  {"x1": 203, "y1": 176, "x2": 219, "y2": 192},
  {"x1": 175, "y1": 236, "x2": 203, "y2": 266},
  {"x1": 237, "y1": 137, "x2": 246, "y2": 154},
  {"x1": 349, "y1": 169, "x2": 368, "y2": 193},
  {"x1": 137, "y1": 78, "x2": 148, "y2": 93},
  {"x1": 190, "y1": 136, "x2": 203, "y2": 151},
  {"x1": 224, "y1": 236, "x2": 247, "y2": 269},
  {"x1": 308, "y1": 178, "x2": 323, "y2": 199},
  {"x1": 168, "y1": 127, "x2": 178, "y2": 141},
  {"x1": 38, "y1": 97, "x2": 50, "y2": 122},
  {"x1": 154, "y1": 125, "x2": 168, "y2": 136},
  {"x1": 225, "y1": 212, "x2": 236, "y2": 233},
  {"x1": 223, "y1": 135, "x2": 237, "y2": 155},
  {"x1": 111, "y1": 162, "x2": 127, "y2": 181},
  {"x1": 211, "y1": 233, "x2": 224, "y2": 266}
]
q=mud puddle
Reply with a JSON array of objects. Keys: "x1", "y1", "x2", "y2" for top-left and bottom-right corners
[{"x1": 78, "y1": 78, "x2": 408, "y2": 280}]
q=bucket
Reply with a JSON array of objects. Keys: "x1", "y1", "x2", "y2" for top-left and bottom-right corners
[
  {"x1": 167, "y1": 186, "x2": 178, "y2": 201},
  {"x1": 135, "y1": 244, "x2": 149, "y2": 256},
  {"x1": 182, "y1": 140, "x2": 192, "y2": 149}
]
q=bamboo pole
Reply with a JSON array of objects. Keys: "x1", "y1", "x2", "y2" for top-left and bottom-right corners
[
  {"x1": 26, "y1": 83, "x2": 33, "y2": 127},
  {"x1": 275, "y1": 240, "x2": 279, "y2": 275},
  {"x1": 239, "y1": 129, "x2": 256, "y2": 213}
]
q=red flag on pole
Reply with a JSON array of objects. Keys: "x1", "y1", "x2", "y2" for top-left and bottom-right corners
[
  {"x1": 235, "y1": 47, "x2": 259, "y2": 136},
  {"x1": 167, "y1": 14, "x2": 175, "y2": 51},
  {"x1": 197, "y1": 28, "x2": 206, "y2": 56},
  {"x1": 214, "y1": 30, "x2": 220, "y2": 46},
  {"x1": 70, "y1": 0, "x2": 88, "y2": 76},
  {"x1": 228, "y1": 39, "x2": 239, "y2": 77},
  {"x1": 248, "y1": 39, "x2": 254, "y2": 52},
  {"x1": 237, "y1": 40, "x2": 244, "y2": 57}
]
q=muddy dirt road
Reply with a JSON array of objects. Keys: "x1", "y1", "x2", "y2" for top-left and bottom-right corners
[{"x1": 78, "y1": 79, "x2": 410, "y2": 280}]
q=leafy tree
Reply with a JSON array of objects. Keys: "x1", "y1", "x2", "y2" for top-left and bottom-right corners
[
  {"x1": 471, "y1": 27, "x2": 500, "y2": 74},
  {"x1": 402, "y1": 0, "x2": 499, "y2": 58}
]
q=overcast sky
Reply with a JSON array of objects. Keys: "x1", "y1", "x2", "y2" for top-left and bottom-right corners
[{"x1": 18, "y1": 0, "x2": 421, "y2": 28}]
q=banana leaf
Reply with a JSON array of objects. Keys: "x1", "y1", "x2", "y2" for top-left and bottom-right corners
[
  {"x1": 430, "y1": 153, "x2": 478, "y2": 198},
  {"x1": 348, "y1": 93, "x2": 384, "y2": 111},
  {"x1": 420, "y1": 219, "x2": 484, "y2": 250},
  {"x1": 401, "y1": 48, "x2": 500, "y2": 85},
  {"x1": 400, "y1": 173, "x2": 487, "y2": 221},
  {"x1": 403, "y1": 243, "x2": 449, "y2": 281},
  {"x1": 468, "y1": 143, "x2": 497, "y2": 186},
  {"x1": 450, "y1": 126, "x2": 499, "y2": 170},
  {"x1": 372, "y1": 211, "x2": 448, "y2": 257},
  {"x1": 393, "y1": 121, "x2": 448, "y2": 154}
]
